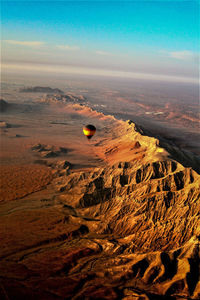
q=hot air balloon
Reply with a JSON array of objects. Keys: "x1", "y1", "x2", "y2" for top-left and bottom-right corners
[{"x1": 83, "y1": 124, "x2": 96, "y2": 140}]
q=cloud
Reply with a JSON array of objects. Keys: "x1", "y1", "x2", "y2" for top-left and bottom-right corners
[
  {"x1": 160, "y1": 50, "x2": 197, "y2": 61},
  {"x1": 56, "y1": 45, "x2": 80, "y2": 51},
  {"x1": 96, "y1": 50, "x2": 111, "y2": 56},
  {"x1": 4, "y1": 40, "x2": 44, "y2": 47},
  {"x1": 169, "y1": 51, "x2": 196, "y2": 60}
]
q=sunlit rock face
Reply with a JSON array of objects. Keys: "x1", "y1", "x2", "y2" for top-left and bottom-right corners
[
  {"x1": 43, "y1": 121, "x2": 200, "y2": 299},
  {"x1": 60, "y1": 159, "x2": 199, "y2": 249}
]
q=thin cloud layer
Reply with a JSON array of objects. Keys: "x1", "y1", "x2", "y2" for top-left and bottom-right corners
[
  {"x1": 169, "y1": 51, "x2": 196, "y2": 60},
  {"x1": 160, "y1": 50, "x2": 197, "y2": 61},
  {"x1": 56, "y1": 45, "x2": 80, "y2": 50},
  {"x1": 96, "y1": 50, "x2": 111, "y2": 56},
  {"x1": 4, "y1": 40, "x2": 44, "y2": 47}
]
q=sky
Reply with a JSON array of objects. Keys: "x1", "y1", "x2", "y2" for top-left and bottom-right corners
[{"x1": 1, "y1": 0, "x2": 199, "y2": 83}]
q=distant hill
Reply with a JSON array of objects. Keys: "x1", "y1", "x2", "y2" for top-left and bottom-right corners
[
  {"x1": 19, "y1": 86, "x2": 64, "y2": 93},
  {"x1": 0, "y1": 99, "x2": 9, "y2": 112}
]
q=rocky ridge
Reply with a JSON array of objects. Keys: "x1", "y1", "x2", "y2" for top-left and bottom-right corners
[
  {"x1": 0, "y1": 119, "x2": 199, "y2": 299},
  {"x1": 49, "y1": 120, "x2": 200, "y2": 299},
  {"x1": 37, "y1": 93, "x2": 86, "y2": 104}
]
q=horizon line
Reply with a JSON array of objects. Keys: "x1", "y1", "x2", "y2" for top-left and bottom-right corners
[{"x1": 2, "y1": 61, "x2": 199, "y2": 85}]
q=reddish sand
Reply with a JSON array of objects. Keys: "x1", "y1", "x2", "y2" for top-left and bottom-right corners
[{"x1": 0, "y1": 165, "x2": 53, "y2": 202}]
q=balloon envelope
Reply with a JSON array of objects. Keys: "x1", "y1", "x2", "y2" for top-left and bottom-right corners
[{"x1": 83, "y1": 124, "x2": 96, "y2": 140}]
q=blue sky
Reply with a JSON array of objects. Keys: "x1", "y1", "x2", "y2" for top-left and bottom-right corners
[{"x1": 1, "y1": 1, "x2": 199, "y2": 82}]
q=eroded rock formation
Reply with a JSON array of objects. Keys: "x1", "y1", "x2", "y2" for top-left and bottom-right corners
[{"x1": 0, "y1": 120, "x2": 199, "y2": 300}]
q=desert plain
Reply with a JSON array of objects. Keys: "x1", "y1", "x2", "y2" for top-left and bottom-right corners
[{"x1": 0, "y1": 75, "x2": 200, "y2": 300}]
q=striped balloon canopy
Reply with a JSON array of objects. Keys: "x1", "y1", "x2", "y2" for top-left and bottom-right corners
[{"x1": 83, "y1": 124, "x2": 96, "y2": 140}]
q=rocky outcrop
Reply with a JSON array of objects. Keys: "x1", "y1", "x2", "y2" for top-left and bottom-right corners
[
  {"x1": 19, "y1": 86, "x2": 64, "y2": 93},
  {"x1": 0, "y1": 121, "x2": 9, "y2": 128},
  {"x1": 0, "y1": 99, "x2": 9, "y2": 112},
  {"x1": 37, "y1": 93, "x2": 86, "y2": 104},
  {"x1": 31, "y1": 143, "x2": 69, "y2": 158},
  {"x1": 55, "y1": 159, "x2": 200, "y2": 252}
]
